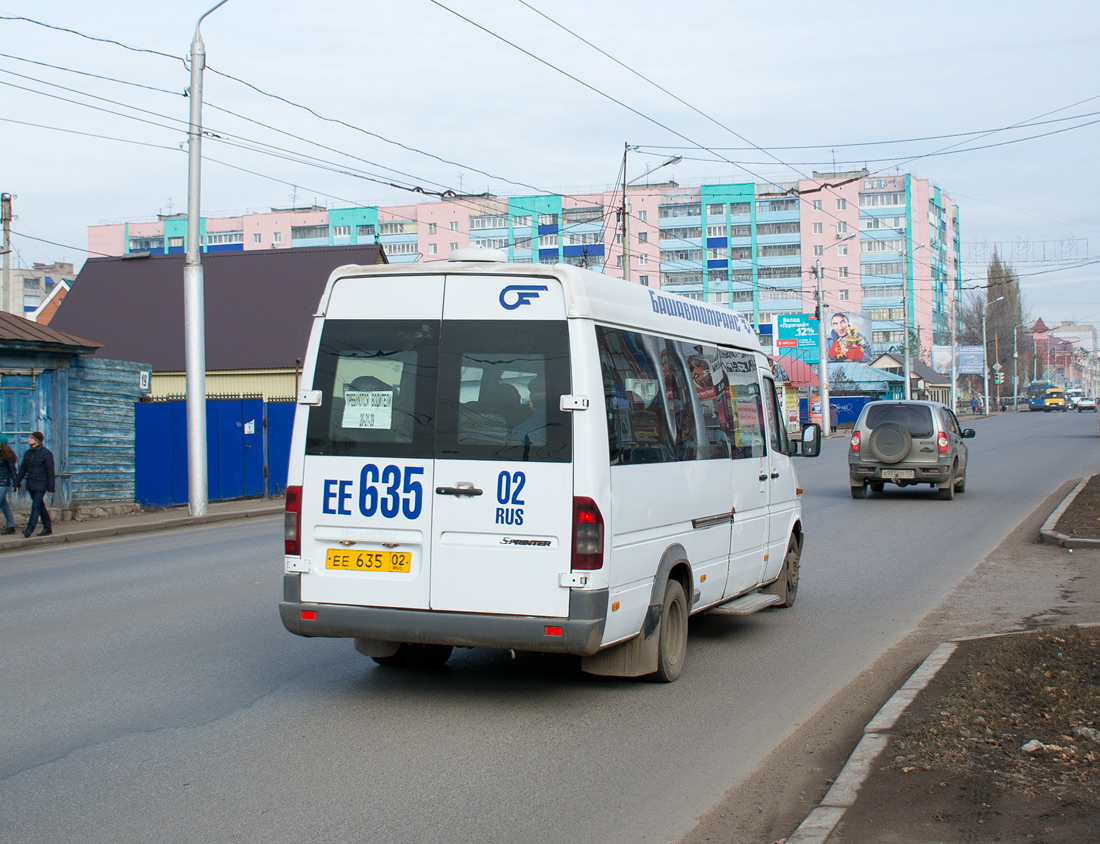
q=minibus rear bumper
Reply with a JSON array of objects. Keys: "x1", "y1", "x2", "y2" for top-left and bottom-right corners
[{"x1": 280, "y1": 574, "x2": 607, "y2": 656}]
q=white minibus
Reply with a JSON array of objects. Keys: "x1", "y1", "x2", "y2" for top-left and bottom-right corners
[{"x1": 280, "y1": 252, "x2": 821, "y2": 681}]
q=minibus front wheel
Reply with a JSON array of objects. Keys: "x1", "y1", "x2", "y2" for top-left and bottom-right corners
[
  {"x1": 762, "y1": 534, "x2": 800, "y2": 608},
  {"x1": 651, "y1": 579, "x2": 689, "y2": 683}
]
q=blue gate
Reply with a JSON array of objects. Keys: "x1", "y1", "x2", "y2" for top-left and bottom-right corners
[{"x1": 136, "y1": 399, "x2": 295, "y2": 509}]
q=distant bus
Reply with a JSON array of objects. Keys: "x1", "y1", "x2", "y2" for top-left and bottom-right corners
[{"x1": 1027, "y1": 382, "x2": 1052, "y2": 411}]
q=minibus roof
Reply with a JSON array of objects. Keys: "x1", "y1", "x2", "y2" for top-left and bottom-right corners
[{"x1": 321, "y1": 260, "x2": 763, "y2": 352}]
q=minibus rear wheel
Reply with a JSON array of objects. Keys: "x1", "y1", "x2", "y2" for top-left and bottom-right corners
[{"x1": 651, "y1": 579, "x2": 688, "y2": 683}]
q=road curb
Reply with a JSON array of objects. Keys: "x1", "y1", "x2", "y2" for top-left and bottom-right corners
[
  {"x1": 1039, "y1": 475, "x2": 1100, "y2": 549},
  {"x1": 0, "y1": 504, "x2": 283, "y2": 551},
  {"x1": 784, "y1": 641, "x2": 957, "y2": 844}
]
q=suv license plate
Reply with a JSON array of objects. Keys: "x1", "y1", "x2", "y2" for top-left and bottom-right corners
[
  {"x1": 326, "y1": 548, "x2": 412, "y2": 573},
  {"x1": 881, "y1": 469, "x2": 915, "y2": 480}
]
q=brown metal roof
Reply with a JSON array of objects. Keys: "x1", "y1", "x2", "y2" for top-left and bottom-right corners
[
  {"x1": 0, "y1": 308, "x2": 101, "y2": 352},
  {"x1": 50, "y1": 245, "x2": 386, "y2": 371}
]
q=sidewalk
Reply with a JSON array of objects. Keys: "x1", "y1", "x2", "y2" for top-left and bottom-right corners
[{"x1": 0, "y1": 496, "x2": 284, "y2": 551}]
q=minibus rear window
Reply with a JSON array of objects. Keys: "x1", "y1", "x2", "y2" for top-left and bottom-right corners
[
  {"x1": 435, "y1": 320, "x2": 572, "y2": 463},
  {"x1": 306, "y1": 320, "x2": 438, "y2": 458}
]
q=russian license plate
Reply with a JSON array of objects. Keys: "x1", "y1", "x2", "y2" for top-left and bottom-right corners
[
  {"x1": 881, "y1": 469, "x2": 915, "y2": 480},
  {"x1": 326, "y1": 548, "x2": 412, "y2": 573}
]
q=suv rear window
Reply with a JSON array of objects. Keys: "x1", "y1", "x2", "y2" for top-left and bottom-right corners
[{"x1": 864, "y1": 404, "x2": 934, "y2": 437}]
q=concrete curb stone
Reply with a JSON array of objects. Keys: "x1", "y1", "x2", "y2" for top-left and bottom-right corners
[{"x1": 0, "y1": 499, "x2": 284, "y2": 552}]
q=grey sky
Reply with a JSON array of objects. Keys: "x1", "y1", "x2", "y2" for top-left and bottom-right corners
[{"x1": 2, "y1": 0, "x2": 1097, "y2": 330}]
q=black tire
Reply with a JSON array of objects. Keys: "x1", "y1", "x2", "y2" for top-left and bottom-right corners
[
  {"x1": 850, "y1": 482, "x2": 868, "y2": 499},
  {"x1": 938, "y1": 465, "x2": 956, "y2": 500},
  {"x1": 651, "y1": 579, "x2": 688, "y2": 683},
  {"x1": 956, "y1": 471, "x2": 966, "y2": 493},
  {"x1": 762, "y1": 534, "x2": 800, "y2": 608},
  {"x1": 372, "y1": 643, "x2": 453, "y2": 669},
  {"x1": 869, "y1": 422, "x2": 912, "y2": 464}
]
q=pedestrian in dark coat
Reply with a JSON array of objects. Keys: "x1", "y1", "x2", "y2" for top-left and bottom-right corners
[
  {"x1": 0, "y1": 434, "x2": 17, "y2": 534},
  {"x1": 16, "y1": 430, "x2": 54, "y2": 537}
]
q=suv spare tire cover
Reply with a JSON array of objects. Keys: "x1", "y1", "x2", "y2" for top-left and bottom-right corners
[{"x1": 869, "y1": 421, "x2": 912, "y2": 463}]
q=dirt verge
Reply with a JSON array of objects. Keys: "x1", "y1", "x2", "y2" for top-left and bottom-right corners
[
  {"x1": 830, "y1": 626, "x2": 1100, "y2": 843},
  {"x1": 676, "y1": 479, "x2": 1100, "y2": 844}
]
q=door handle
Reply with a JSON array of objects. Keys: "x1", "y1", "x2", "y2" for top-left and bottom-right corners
[
  {"x1": 435, "y1": 485, "x2": 483, "y2": 497},
  {"x1": 771, "y1": 471, "x2": 780, "y2": 479},
  {"x1": 758, "y1": 474, "x2": 768, "y2": 482}
]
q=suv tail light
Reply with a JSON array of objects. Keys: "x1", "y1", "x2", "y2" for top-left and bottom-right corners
[
  {"x1": 285, "y1": 485, "x2": 302, "y2": 556},
  {"x1": 937, "y1": 433, "x2": 949, "y2": 453},
  {"x1": 850, "y1": 431, "x2": 861, "y2": 451},
  {"x1": 572, "y1": 497, "x2": 604, "y2": 571}
]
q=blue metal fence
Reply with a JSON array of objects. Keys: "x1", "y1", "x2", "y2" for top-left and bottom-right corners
[{"x1": 136, "y1": 399, "x2": 295, "y2": 509}]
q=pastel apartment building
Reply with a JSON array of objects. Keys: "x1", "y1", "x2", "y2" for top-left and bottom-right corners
[{"x1": 87, "y1": 170, "x2": 961, "y2": 361}]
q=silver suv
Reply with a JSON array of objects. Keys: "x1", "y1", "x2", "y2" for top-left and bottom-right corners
[{"x1": 848, "y1": 400, "x2": 975, "y2": 500}]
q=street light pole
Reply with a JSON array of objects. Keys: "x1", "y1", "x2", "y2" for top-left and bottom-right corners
[
  {"x1": 184, "y1": 0, "x2": 229, "y2": 517},
  {"x1": 1012, "y1": 323, "x2": 1026, "y2": 410},
  {"x1": 811, "y1": 231, "x2": 856, "y2": 432},
  {"x1": 903, "y1": 242, "x2": 926, "y2": 400},
  {"x1": 950, "y1": 295, "x2": 958, "y2": 412}
]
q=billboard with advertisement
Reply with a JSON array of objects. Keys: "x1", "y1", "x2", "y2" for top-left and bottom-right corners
[
  {"x1": 931, "y1": 345, "x2": 985, "y2": 376},
  {"x1": 775, "y1": 314, "x2": 820, "y2": 364},
  {"x1": 825, "y1": 311, "x2": 874, "y2": 363}
]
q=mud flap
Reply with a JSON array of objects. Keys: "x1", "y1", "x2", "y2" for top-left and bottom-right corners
[
  {"x1": 354, "y1": 638, "x2": 401, "y2": 658},
  {"x1": 580, "y1": 604, "x2": 661, "y2": 677}
]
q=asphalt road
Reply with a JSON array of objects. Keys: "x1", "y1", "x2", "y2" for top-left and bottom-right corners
[{"x1": 1, "y1": 409, "x2": 1097, "y2": 844}]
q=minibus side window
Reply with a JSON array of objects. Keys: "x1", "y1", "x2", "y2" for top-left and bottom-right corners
[
  {"x1": 598, "y1": 327, "x2": 675, "y2": 465},
  {"x1": 719, "y1": 349, "x2": 766, "y2": 460},
  {"x1": 762, "y1": 377, "x2": 788, "y2": 455},
  {"x1": 676, "y1": 341, "x2": 731, "y2": 460},
  {"x1": 305, "y1": 320, "x2": 438, "y2": 458},
  {"x1": 598, "y1": 327, "x2": 737, "y2": 465}
]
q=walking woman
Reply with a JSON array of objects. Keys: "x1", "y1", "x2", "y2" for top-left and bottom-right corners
[
  {"x1": 16, "y1": 431, "x2": 54, "y2": 537},
  {"x1": 0, "y1": 434, "x2": 17, "y2": 534}
]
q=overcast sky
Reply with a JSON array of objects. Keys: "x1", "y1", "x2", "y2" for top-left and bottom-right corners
[{"x1": 2, "y1": 0, "x2": 1097, "y2": 331}]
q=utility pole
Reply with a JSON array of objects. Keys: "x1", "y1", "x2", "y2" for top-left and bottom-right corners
[
  {"x1": 950, "y1": 295, "x2": 958, "y2": 411},
  {"x1": 621, "y1": 143, "x2": 630, "y2": 283},
  {"x1": 1, "y1": 193, "x2": 11, "y2": 315},
  {"x1": 183, "y1": 0, "x2": 229, "y2": 517},
  {"x1": 814, "y1": 259, "x2": 830, "y2": 433}
]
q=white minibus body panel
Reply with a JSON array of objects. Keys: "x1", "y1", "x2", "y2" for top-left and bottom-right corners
[{"x1": 281, "y1": 259, "x2": 818, "y2": 679}]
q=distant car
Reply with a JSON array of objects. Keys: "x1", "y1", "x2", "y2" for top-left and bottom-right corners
[
  {"x1": 1044, "y1": 388, "x2": 1067, "y2": 412},
  {"x1": 848, "y1": 400, "x2": 975, "y2": 501},
  {"x1": 1077, "y1": 396, "x2": 1097, "y2": 412}
]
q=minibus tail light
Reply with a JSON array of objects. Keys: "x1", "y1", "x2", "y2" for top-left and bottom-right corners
[
  {"x1": 572, "y1": 497, "x2": 604, "y2": 571},
  {"x1": 285, "y1": 485, "x2": 302, "y2": 556}
]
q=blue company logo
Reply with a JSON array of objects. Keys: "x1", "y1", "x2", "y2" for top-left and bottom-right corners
[{"x1": 499, "y1": 284, "x2": 548, "y2": 310}]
